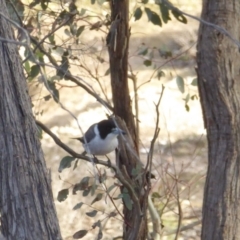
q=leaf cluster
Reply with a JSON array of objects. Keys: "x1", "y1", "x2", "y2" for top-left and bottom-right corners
[{"x1": 134, "y1": 0, "x2": 187, "y2": 27}]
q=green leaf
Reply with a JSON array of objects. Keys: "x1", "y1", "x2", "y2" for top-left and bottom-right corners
[
  {"x1": 104, "y1": 68, "x2": 110, "y2": 76},
  {"x1": 30, "y1": 65, "x2": 40, "y2": 80},
  {"x1": 99, "y1": 171, "x2": 107, "y2": 183},
  {"x1": 138, "y1": 47, "x2": 148, "y2": 56},
  {"x1": 150, "y1": 12, "x2": 162, "y2": 26},
  {"x1": 44, "y1": 95, "x2": 51, "y2": 101},
  {"x1": 107, "y1": 184, "x2": 116, "y2": 193},
  {"x1": 73, "y1": 202, "x2": 83, "y2": 210},
  {"x1": 91, "y1": 0, "x2": 95, "y2": 4},
  {"x1": 97, "y1": 228, "x2": 103, "y2": 240},
  {"x1": 185, "y1": 104, "x2": 190, "y2": 112},
  {"x1": 37, "y1": 126, "x2": 43, "y2": 139},
  {"x1": 152, "y1": 192, "x2": 161, "y2": 199},
  {"x1": 131, "y1": 163, "x2": 142, "y2": 177},
  {"x1": 48, "y1": 81, "x2": 59, "y2": 102},
  {"x1": 73, "y1": 229, "x2": 88, "y2": 239},
  {"x1": 171, "y1": 10, "x2": 187, "y2": 24},
  {"x1": 145, "y1": 8, "x2": 162, "y2": 26},
  {"x1": 90, "y1": 182, "x2": 98, "y2": 196},
  {"x1": 191, "y1": 78, "x2": 198, "y2": 86},
  {"x1": 70, "y1": 23, "x2": 78, "y2": 36},
  {"x1": 57, "y1": 51, "x2": 70, "y2": 79},
  {"x1": 86, "y1": 210, "x2": 98, "y2": 217},
  {"x1": 97, "y1": 56, "x2": 104, "y2": 63},
  {"x1": 98, "y1": 0, "x2": 106, "y2": 5},
  {"x1": 176, "y1": 75, "x2": 185, "y2": 93},
  {"x1": 156, "y1": 70, "x2": 165, "y2": 80},
  {"x1": 83, "y1": 187, "x2": 91, "y2": 196},
  {"x1": 123, "y1": 192, "x2": 132, "y2": 210},
  {"x1": 159, "y1": 3, "x2": 171, "y2": 23},
  {"x1": 58, "y1": 156, "x2": 76, "y2": 172},
  {"x1": 72, "y1": 177, "x2": 90, "y2": 194},
  {"x1": 76, "y1": 26, "x2": 85, "y2": 37},
  {"x1": 91, "y1": 193, "x2": 103, "y2": 205},
  {"x1": 143, "y1": 59, "x2": 152, "y2": 67},
  {"x1": 57, "y1": 188, "x2": 69, "y2": 202},
  {"x1": 48, "y1": 34, "x2": 55, "y2": 45},
  {"x1": 134, "y1": 7, "x2": 142, "y2": 21},
  {"x1": 29, "y1": 0, "x2": 41, "y2": 8},
  {"x1": 92, "y1": 220, "x2": 101, "y2": 229},
  {"x1": 185, "y1": 93, "x2": 190, "y2": 103},
  {"x1": 64, "y1": 28, "x2": 71, "y2": 36},
  {"x1": 113, "y1": 193, "x2": 123, "y2": 200},
  {"x1": 142, "y1": 0, "x2": 148, "y2": 3},
  {"x1": 191, "y1": 94, "x2": 198, "y2": 100},
  {"x1": 40, "y1": 0, "x2": 48, "y2": 10},
  {"x1": 73, "y1": 159, "x2": 79, "y2": 170},
  {"x1": 145, "y1": 7, "x2": 152, "y2": 21},
  {"x1": 79, "y1": 8, "x2": 87, "y2": 16},
  {"x1": 24, "y1": 61, "x2": 31, "y2": 74}
]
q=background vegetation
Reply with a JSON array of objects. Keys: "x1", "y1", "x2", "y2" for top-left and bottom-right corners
[{"x1": 6, "y1": 0, "x2": 205, "y2": 239}]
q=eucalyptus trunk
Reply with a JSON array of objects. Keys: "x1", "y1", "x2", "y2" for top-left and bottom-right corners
[
  {"x1": 0, "y1": 1, "x2": 62, "y2": 239},
  {"x1": 107, "y1": 0, "x2": 148, "y2": 239},
  {"x1": 197, "y1": 0, "x2": 240, "y2": 239}
]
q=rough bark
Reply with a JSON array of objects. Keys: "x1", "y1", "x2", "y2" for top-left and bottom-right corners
[
  {"x1": 0, "y1": 1, "x2": 62, "y2": 239},
  {"x1": 197, "y1": 1, "x2": 240, "y2": 239},
  {"x1": 107, "y1": 1, "x2": 148, "y2": 239}
]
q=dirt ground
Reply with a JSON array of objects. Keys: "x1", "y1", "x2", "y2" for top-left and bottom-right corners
[{"x1": 36, "y1": 1, "x2": 206, "y2": 239}]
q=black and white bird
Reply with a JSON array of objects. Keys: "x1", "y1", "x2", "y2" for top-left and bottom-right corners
[{"x1": 73, "y1": 119, "x2": 126, "y2": 155}]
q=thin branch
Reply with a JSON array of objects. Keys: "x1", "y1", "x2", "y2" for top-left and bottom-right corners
[
  {"x1": 174, "y1": 186, "x2": 183, "y2": 240},
  {"x1": 148, "y1": 196, "x2": 161, "y2": 240},
  {"x1": 128, "y1": 64, "x2": 139, "y2": 145},
  {"x1": 36, "y1": 120, "x2": 142, "y2": 217},
  {"x1": 165, "y1": 220, "x2": 201, "y2": 236},
  {"x1": 23, "y1": 11, "x2": 78, "y2": 63},
  {"x1": 160, "y1": 0, "x2": 240, "y2": 49},
  {"x1": 30, "y1": 36, "x2": 113, "y2": 111},
  {"x1": 145, "y1": 85, "x2": 165, "y2": 239},
  {"x1": 145, "y1": 85, "x2": 165, "y2": 182},
  {"x1": 36, "y1": 120, "x2": 111, "y2": 168}
]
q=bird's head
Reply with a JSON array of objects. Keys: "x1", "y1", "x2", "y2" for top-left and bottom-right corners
[{"x1": 97, "y1": 119, "x2": 126, "y2": 139}]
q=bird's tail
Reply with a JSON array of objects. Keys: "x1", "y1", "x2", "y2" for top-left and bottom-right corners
[{"x1": 71, "y1": 137, "x2": 84, "y2": 143}]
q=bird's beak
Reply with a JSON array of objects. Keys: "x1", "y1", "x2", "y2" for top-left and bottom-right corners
[{"x1": 113, "y1": 128, "x2": 126, "y2": 135}]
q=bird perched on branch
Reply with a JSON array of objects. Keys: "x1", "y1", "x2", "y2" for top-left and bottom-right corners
[{"x1": 73, "y1": 119, "x2": 126, "y2": 155}]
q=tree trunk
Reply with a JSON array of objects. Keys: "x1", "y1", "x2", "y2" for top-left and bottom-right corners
[
  {"x1": 0, "y1": 1, "x2": 62, "y2": 239},
  {"x1": 107, "y1": 1, "x2": 148, "y2": 239},
  {"x1": 197, "y1": 1, "x2": 240, "y2": 239}
]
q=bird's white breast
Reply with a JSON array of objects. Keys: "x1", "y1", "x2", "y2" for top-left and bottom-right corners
[{"x1": 83, "y1": 125, "x2": 119, "y2": 155}]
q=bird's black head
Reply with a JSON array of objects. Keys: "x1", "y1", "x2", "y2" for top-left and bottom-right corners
[{"x1": 97, "y1": 119, "x2": 125, "y2": 139}]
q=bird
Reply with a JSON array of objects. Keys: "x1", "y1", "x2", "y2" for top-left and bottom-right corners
[{"x1": 73, "y1": 119, "x2": 126, "y2": 155}]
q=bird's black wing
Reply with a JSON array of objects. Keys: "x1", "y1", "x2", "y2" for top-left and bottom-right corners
[{"x1": 82, "y1": 124, "x2": 96, "y2": 143}]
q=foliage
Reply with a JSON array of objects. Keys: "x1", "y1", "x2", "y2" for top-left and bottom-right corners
[{"x1": 5, "y1": 0, "x2": 200, "y2": 239}]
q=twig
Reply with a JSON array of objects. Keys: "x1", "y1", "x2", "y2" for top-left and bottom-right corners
[
  {"x1": 174, "y1": 184, "x2": 183, "y2": 240},
  {"x1": 128, "y1": 64, "x2": 139, "y2": 145},
  {"x1": 36, "y1": 120, "x2": 142, "y2": 218},
  {"x1": 145, "y1": 85, "x2": 165, "y2": 182},
  {"x1": 30, "y1": 36, "x2": 113, "y2": 112},
  {"x1": 95, "y1": 166, "x2": 125, "y2": 220},
  {"x1": 148, "y1": 196, "x2": 161, "y2": 240},
  {"x1": 160, "y1": 0, "x2": 240, "y2": 49},
  {"x1": 35, "y1": 120, "x2": 112, "y2": 168},
  {"x1": 165, "y1": 220, "x2": 201, "y2": 236}
]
